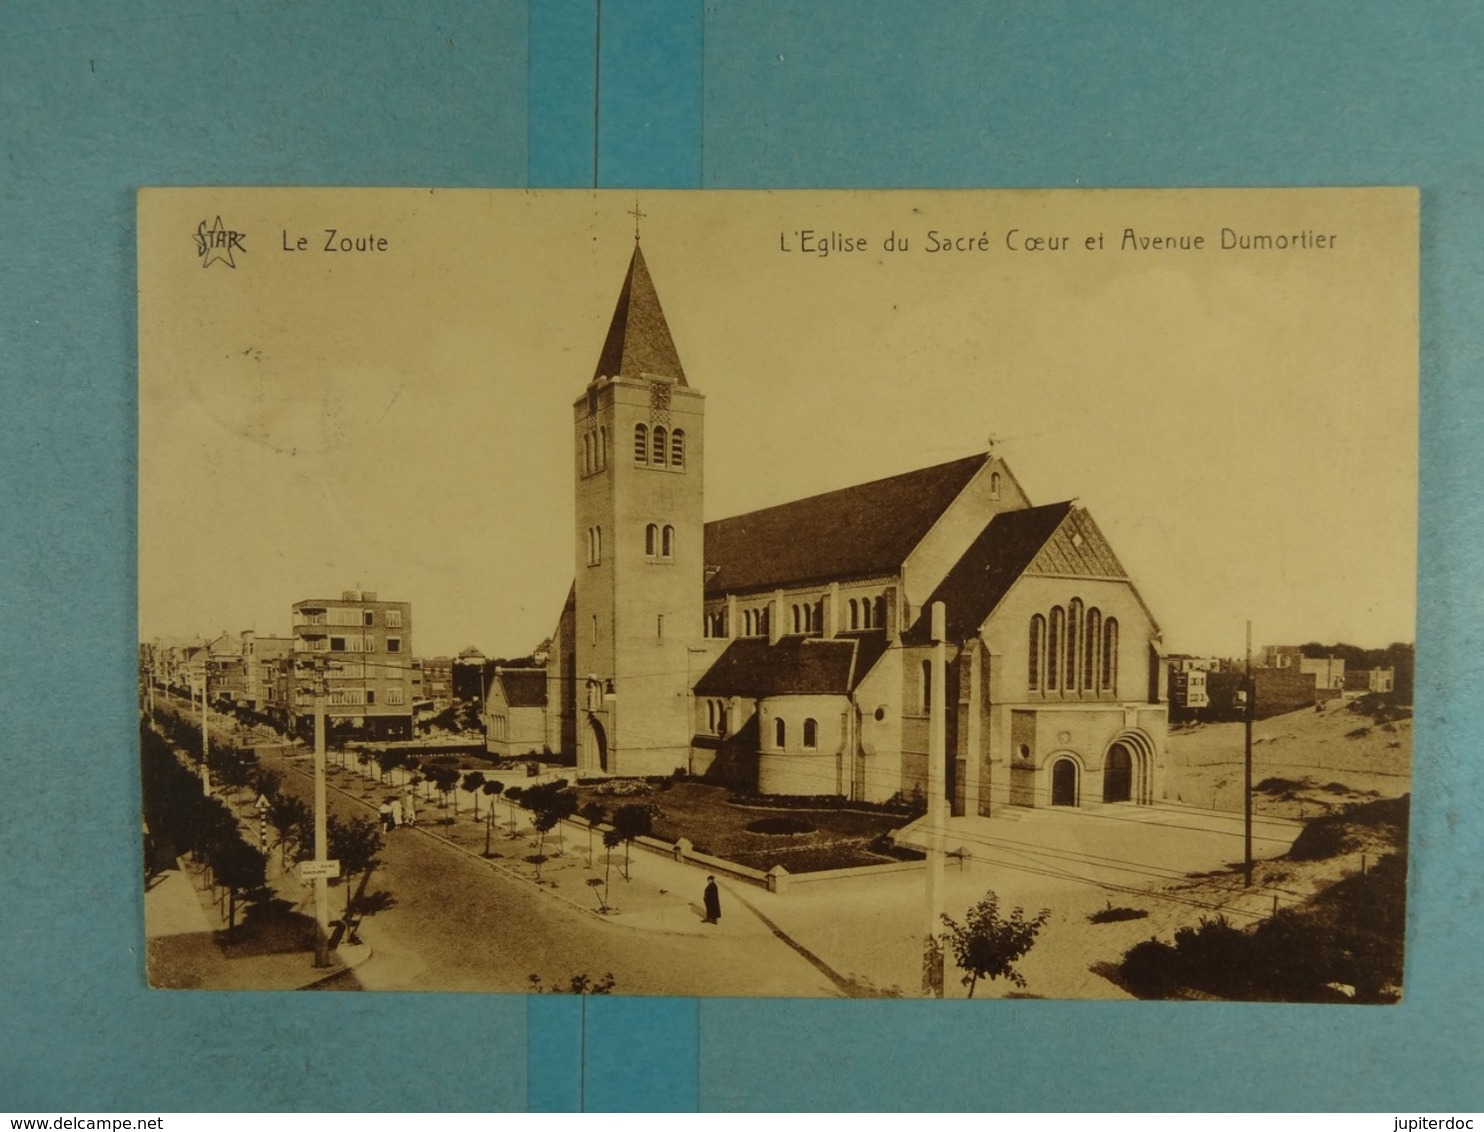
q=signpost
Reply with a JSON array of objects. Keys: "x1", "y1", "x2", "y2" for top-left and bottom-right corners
[{"x1": 300, "y1": 859, "x2": 341, "y2": 881}]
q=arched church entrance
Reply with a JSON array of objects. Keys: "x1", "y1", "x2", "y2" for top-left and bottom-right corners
[
  {"x1": 1103, "y1": 743, "x2": 1133, "y2": 803},
  {"x1": 584, "y1": 716, "x2": 608, "y2": 773},
  {"x1": 1050, "y1": 758, "x2": 1078, "y2": 807}
]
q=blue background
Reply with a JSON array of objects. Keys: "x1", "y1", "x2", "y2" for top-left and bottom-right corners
[{"x1": 3, "y1": 0, "x2": 1481, "y2": 1112}]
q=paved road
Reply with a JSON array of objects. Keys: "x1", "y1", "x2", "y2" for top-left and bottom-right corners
[{"x1": 253, "y1": 742, "x2": 839, "y2": 997}]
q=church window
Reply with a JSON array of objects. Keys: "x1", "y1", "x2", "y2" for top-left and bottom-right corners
[
  {"x1": 743, "y1": 609, "x2": 754, "y2": 636},
  {"x1": 849, "y1": 599, "x2": 859, "y2": 630},
  {"x1": 1084, "y1": 608, "x2": 1101, "y2": 691},
  {"x1": 791, "y1": 605, "x2": 801, "y2": 634},
  {"x1": 582, "y1": 433, "x2": 592, "y2": 474},
  {"x1": 1029, "y1": 614, "x2": 1045, "y2": 691},
  {"x1": 1067, "y1": 599, "x2": 1082, "y2": 690},
  {"x1": 652, "y1": 425, "x2": 668, "y2": 465},
  {"x1": 645, "y1": 523, "x2": 658, "y2": 557},
  {"x1": 1102, "y1": 618, "x2": 1118, "y2": 692},
  {"x1": 774, "y1": 717, "x2": 786, "y2": 749},
  {"x1": 591, "y1": 615, "x2": 598, "y2": 646},
  {"x1": 706, "y1": 700, "x2": 716, "y2": 731},
  {"x1": 671, "y1": 428, "x2": 685, "y2": 468},
  {"x1": 598, "y1": 426, "x2": 607, "y2": 469},
  {"x1": 803, "y1": 719, "x2": 818, "y2": 749},
  {"x1": 662, "y1": 524, "x2": 675, "y2": 559},
  {"x1": 1047, "y1": 607, "x2": 1063, "y2": 691},
  {"x1": 634, "y1": 424, "x2": 648, "y2": 463},
  {"x1": 657, "y1": 614, "x2": 665, "y2": 640},
  {"x1": 991, "y1": 471, "x2": 1002, "y2": 499},
  {"x1": 921, "y1": 659, "x2": 932, "y2": 713}
]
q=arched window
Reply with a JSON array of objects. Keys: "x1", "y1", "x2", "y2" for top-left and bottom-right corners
[
  {"x1": 774, "y1": 717, "x2": 786, "y2": 749},
  {"x1": 1084, "y1": 608, "x2": 1101, "y2": 691},
  {"x1": 707, "y1": 700, "x2": 716, "y2": 731},
  {"x1": 652, "y1": 425, "x2": 668, "y2": 465},
  {"x1": 1047, "y1": 606, "x2": 1064, "y2": 691},
  {"x1": 991, "y1": 471, "x2": 1002, "y2": 499},
  {"x1": 634, "y1": 423, "x2": 648, "y2": 463},
  {"x1": 921, "y1": 659, "x2": 933, "y2": 713},
  {"x1": 582, "y1": 433, "x2": 592, "y2": 474},
  {"x1": 743, "y1": 609, "x2": 754, "y2": 636},
  {"x1": 849, "y1": 598, "x2": 859, "y2": 630},
  {"x1": 1067, "y1": 599, "x2": 1083, "y2": 690},
  {"x1": 1029, "y1": 614, "x2": 1045, "y2": 691},
  {"x1": 598, "y1": 426, "x2": 607, "y2": 469},
  {"x1": 803, "y1": 719, "x2": 818, "y2": 749},
  {"x1": 662, "y1": 524, "x2": 674, "y2": 558},
  {"x1": 1102, "y1": 618, "x2": 1119, "y2": 692},
  {"x1": 813, "y1": 599, "x2": 825, "y2": 634},
  {"x1": 671, "y1": 428, "x2": 685, "y2": 468},
  {"x1": 791, "y1": 605, "x2": 801, "y2": 633},
  {"x1": 645, "y1": 523, "x2": 658, "y2": 556},
  {"x1": 860, "y1": 597, "x2": 871, "y2": 629},
  {"x1": 759, "y1": 607, "x2": 770, "y2": 637},
  {"x1": 593, "y1": 525, "x2": 601, "y2": 565}
]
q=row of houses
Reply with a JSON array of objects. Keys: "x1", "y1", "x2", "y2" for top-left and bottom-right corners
[
  {"x1": 1165, "y1": 648, "x2": 1396, "y2": 723},
  {"x1": 143, "y1": 590, "x2": 421, "y2": 741}
]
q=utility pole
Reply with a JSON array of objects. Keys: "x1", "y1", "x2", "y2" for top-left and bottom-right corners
[
  {"x1": 922, "y1": 600, "x2": 947, "y2": 998},
  {"x1": 199, "y1": 671, "x2": 212, "y2": 795},
  {"x1": 1244, "y1": 621, "x2": 1254, "y2": 887},
  {"x1": 312, "y1": 668, "x2": 331, "y2": 967}
]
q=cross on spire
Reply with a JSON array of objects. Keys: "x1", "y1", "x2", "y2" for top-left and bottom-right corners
[{"x1": 628, "y1": 198, "x2": 646, "y2": 242}]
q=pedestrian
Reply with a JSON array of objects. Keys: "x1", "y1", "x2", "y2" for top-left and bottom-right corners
[
  {"x1": 390, "y1": 796, "x2": 403, "y2": 829},
  {"x1": 378, "y1": 800, "x2": 393, "y2": 832},
  {"x1": 403, "y1": 789, "x2": 416, "y2": 827},
  {"x1": 703, "y1": 875, "x2": 721, "y2": 925}
]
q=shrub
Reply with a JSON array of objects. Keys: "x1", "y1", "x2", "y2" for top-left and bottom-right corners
[
  {"x1": 1345, "y1": 726, "x2": 1371, "y2": 739},
  {"x1": 1288, "y1": 817, "x2": 1353, "y2": 860},
  {"x1": 745, "y1": 815, "x2": 816, "y2": 835},
  {"x1": 592, "y1": 778, "x2": 654, "y2": 798}
]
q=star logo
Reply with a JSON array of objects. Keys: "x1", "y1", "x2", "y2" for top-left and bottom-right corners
[{"x1": 194, "y1": 216, "x2": 246, "y2": 268}]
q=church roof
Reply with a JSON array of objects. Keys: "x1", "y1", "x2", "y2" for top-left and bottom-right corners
[
  {"x1": 903, "y1": 501, "x2": 1075, "y2": 644},
  {"x1": 703, "y1": 453, "x2": 992, "y2": 596},
  {"x1": 494, "y1": 669, "x2": 548, "y2": 708},
  {"x1": 593, "y1": 243, "x2": 687, "y2": 385},
  {"x1": 693, "y1": 631, "x2": 890, "y2": 697}
]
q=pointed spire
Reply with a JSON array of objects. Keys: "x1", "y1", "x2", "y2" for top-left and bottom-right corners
[{"x1": 592, "y1": 242, "x2": 687, "y2": 386}]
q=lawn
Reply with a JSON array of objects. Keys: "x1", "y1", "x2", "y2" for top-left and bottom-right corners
[{"x1": 572, "y1": 781, "x2": 920, "y2": 873}]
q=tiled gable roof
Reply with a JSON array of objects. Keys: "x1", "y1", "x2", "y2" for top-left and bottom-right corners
[
  {"x1": 1024, "y1": 507, "x2": 1128, "y2": 579},
  {"x1": 703, "y1": 453, "x2": 991, "y2": 596},
  {"x1": 593, "y1": 243, "x2": 687, "y2": 385},
  {"x1": 693, "y1": 631, "x2": 890, "y2": 697},
  {"x1": 903, "y1": 502, "x2": 1074, "y2": 644},
  {"x1": 496, "y1": 669, "x2": 548, "y2": 708}
]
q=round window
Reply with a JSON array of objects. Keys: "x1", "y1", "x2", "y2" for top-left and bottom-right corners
[
  {"x1": 873, "y1": 705, "x2": 887, "y2": 722},
  {"x1": 1018, "y1": 743, "x2": 1032, "y2": 762}
]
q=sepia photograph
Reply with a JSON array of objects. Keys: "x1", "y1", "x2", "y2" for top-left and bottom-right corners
[{"x1": 137, "y1": 187, "x2": 1416, "y2": 999}]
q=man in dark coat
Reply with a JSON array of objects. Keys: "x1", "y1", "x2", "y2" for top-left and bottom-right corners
[{"x1": 703, "y1": 876, "x2": 721, "y2": 924}]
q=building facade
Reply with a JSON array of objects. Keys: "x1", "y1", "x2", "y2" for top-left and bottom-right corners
[{"x1": 289, "y1": 590, "x2": 415, "y2": 740}]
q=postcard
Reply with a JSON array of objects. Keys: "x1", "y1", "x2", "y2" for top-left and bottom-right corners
[{"x1": 138, "y1": 187, "x2": 1416, "y2": 999}]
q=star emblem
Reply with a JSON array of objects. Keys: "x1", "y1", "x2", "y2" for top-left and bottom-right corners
[{"x1": 195, "y1": 216, "x2": 245, "y2": 268}]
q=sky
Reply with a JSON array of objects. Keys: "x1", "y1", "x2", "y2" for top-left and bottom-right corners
[{"x1": 139, "y1": 188, "x2": 1417, "y2": 659}]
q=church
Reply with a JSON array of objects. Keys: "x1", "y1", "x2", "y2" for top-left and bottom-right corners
[{"x1": 498, "y1": 237, "x2": 1169, "y2": 816}]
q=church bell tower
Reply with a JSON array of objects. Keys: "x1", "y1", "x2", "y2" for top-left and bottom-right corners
[{"x1": 572, "y1": 237, "x2": 705, "y2": 776}]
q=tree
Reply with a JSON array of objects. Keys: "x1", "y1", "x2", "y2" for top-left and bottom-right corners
[
  {"x1": 327, "y1": 814, "x2": 384, "y2": 928},
  {"x1": 464, "y1": 770, "x2": 487, "y2": 819},
  {"x1": 939, "y1": 891, "x2": 1051, "y2": 998},
  {"x1": 611, "y1": 803, "x2": 654, "y2": 881},
  {"x1": 579, "y1": 801, "x2": 606, "y2": 867},
  {"x1": 601, "y1": 828, "x2": 622, "y2": 908},
  {"x1": 586, "y1": 876, "x2": 608, "y2": 912},
  {"x1": 265, "y1": 791, "x2": 312, "y2": 871},
  {"x1": 505, "y1": 785, "x2": 525, "y2": 834},
  {"x1": 424, "y1": 763, "x2": 460, "y2": 817},
  {"x1": 482, "y1": 780, "x2": 504, "y2": 856},
  {"x1": 210, "y1": 834, "x2": 266, "y2": 940}
]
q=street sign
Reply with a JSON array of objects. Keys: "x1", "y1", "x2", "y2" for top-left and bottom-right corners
[{"x1": 300, "y1": 859, "x2": 341, "y2": 880}]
